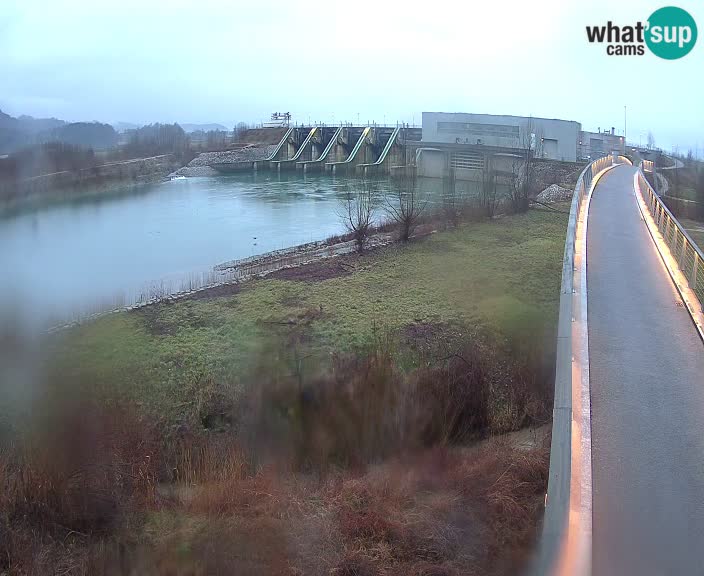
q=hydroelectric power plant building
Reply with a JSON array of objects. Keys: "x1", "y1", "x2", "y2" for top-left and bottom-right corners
[
  {"x1": 208, "y1": 111, "x2": 625, "y2": 181},
  {"x1": 417, "y1": 111, "x2": 625, "y2": 180}
]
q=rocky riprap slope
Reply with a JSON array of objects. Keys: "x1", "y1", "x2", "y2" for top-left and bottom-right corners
[{"x1": 171, "y1": 145, "x2": 278, "y2": 177}]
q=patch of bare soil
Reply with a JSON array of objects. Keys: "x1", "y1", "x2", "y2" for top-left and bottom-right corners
[
  {"x1": 270, "y1": 253, "x2": 361, "y2": 282},
  {"x1": 181, "y1": 282, "x2": 241, "y2": 302}
]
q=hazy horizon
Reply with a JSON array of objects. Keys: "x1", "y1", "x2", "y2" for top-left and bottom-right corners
[{"x1": 2, "y1": 0, "x2": 703, "y2": 154}]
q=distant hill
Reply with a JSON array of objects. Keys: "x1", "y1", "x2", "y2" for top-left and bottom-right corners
[
  {"x1": 0, "y1": 110, "x2": 118, "y2": 152},
  {"x1": 181, "y1": 123, "x2": 229, "y2": 133},
  {"x1": 16, "y1": 114, "x2": 66, "y2": 134},
  {"x1": 0, "y1": 109, "x2": 67, "y2": 153},
  {"x1": 44, "y1": 122, "x2": 118, "y2": 150}
]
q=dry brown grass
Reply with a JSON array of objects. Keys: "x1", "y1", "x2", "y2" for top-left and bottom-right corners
[
  {"x1": 1, "y1": 432, "x2": 548, "y2": 575},
  {"x1": 0, "y1": 398, "x2": 159, "y2": 574},
  {"x1": 1, "y1": 337, "x2": 549, "y2": 575},
  {"x1": 2, "y1": 401, "x2": 157, "y2": 532}
]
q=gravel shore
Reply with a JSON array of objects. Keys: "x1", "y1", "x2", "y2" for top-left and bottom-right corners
[{"x1": 170, "y1": 145, "x2": 278, "y2": 177}]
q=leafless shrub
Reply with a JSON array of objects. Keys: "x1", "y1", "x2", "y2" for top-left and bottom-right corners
[
  {"x1": 339, "y1": 180, "x2": 377, "y2": 252},
  {"x1": 412, "y1": 348, "x2": 491, "y2": 445},
  {"x1": 237, "y1": 327, "x2": 553, "y2": 472},
  {"x1": 442, "y1": 167, "x2": 464, "y2": 227},
  {"x1": 508, "y1": 118, "x2": 543, "y2": 213},
  {"x1": 385, "y1": 173, "x2": 427, "y2": 241},
  {"x1": 480, "y1": 156, "x2": 500, "y2": 218}
]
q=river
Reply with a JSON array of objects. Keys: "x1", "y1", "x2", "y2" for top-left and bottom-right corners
[{"x1": 1, "y1": 172, "x2": 472, "y2": 329}]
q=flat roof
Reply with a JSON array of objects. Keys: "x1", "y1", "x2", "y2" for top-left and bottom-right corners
[{"x1": 422, "y1": 111, "x2": 581, "y2": 125}]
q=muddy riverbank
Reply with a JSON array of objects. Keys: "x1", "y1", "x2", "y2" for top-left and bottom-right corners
[{"x1": 47, "y1": 230, "x2": 397, "y2": 331}]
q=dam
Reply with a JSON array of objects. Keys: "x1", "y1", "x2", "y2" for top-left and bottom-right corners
[{"x1": 210, "y1": 124, "x2": 422, "y2": 176}]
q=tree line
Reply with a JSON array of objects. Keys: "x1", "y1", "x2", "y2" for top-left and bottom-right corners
[{"x1": 0, "y1": 123, "x2": 225, "y2": 183}]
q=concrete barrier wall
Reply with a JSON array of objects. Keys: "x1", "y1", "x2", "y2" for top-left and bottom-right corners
[{"x1": 535, "y1": 154, "x2": 631, "y2": 576}]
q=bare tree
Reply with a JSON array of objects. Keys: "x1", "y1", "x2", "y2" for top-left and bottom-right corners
[
  {"x1": 385, "y1": 173, "x2": 427, "y2": 241},
  {"x1": 233, "y1": 122, "x2": 249, "y2": 143},
  {"x1": 508, "y1": 158, "x2": 528, "y2": 214},
  {"x1": 533, "y1": 125, "x2": 545, "y2": 159},
  {"x1": 480, "y1": 156, "x2": 499, "y2": 218},
  {"x1": 442, "y1": 167, "x2": 465, "y2": 226},
  {"x1": 508, "y1": 118, "x2": 540, "y2": 213},
  {"x1": 340, "y1": 180, "x2": 377, "y2": 252},
  {"x1": 647, "y1": 131, "x2": 656, "y2": 150}
]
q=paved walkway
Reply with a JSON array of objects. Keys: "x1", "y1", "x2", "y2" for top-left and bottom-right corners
[{"x1": 588, "y1": 165, "x2": 704, "y2": 576}]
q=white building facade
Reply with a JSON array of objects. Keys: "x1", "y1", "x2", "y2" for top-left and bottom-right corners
[{"x1": 422, "y1": 112, "x2": 582, "y2": 163}]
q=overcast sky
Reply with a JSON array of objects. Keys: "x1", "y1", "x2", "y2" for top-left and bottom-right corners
[{"x1": 1, "y1": 0, "x2": 702, "y2": 153}]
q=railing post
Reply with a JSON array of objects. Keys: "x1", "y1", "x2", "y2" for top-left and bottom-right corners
[
  {"x1": 658, "y1": 205, "x2": 665, "y2": 232},
  {"x1": 694, "y1": 256, "x2": 699, "y2": 291},
  {"x1": 655, "y1": 202, "x2": 665, "y2": 234}
]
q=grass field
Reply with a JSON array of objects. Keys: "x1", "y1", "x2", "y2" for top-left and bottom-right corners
[
  {"x1": 4, "y1": 206, "x2": 569, "y2": 575},
  {"x1": 49, "y1": 208, "x2": 568, "y2": 427}
]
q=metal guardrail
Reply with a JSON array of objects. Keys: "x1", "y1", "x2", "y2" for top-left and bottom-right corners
[
  {"x1": 637, "y1": 164, "x2": 704, "y2": 308},
  {"x1": 537, "y1": 153, "x2": 631, "y2": 576}
]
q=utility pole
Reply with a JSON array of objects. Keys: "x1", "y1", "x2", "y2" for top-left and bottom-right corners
[{"x1": 624, "y1": 105, "x2": 627, "y2": 145}]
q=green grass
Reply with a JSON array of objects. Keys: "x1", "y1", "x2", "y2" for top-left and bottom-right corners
[{"x1": 49, "y1": 209, "x2": 568, "y2": 425}]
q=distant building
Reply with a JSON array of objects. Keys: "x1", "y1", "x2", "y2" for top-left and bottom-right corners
[
  {"x1": 579, "y1": 128, "x2": 625, "y2": 159},
  {"x1": 417, "y1": 112, "x2": 628, "y2": 180},
  {"x1": 417, "y1": 112, "x2": 583, "y2": 180},
  {"x1": 422, "y1": 112, "x2": 581, "y2": 162}
]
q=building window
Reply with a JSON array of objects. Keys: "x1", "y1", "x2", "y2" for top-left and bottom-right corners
[
  {"x1": 437, "y1": 122, "x2": 519, "y2": 138},
  {"x1": 450, "y1": 151, "x2": 484, "y2": 170}
]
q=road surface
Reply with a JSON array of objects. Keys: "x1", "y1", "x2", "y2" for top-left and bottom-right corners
[{"x1": 588, "y1": 164, "x2": 704, "y2": 576}]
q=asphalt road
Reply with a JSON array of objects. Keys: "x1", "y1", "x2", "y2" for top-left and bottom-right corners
[{"x1": 588, "y1": 165, "x2": 704, "y2": 576}]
